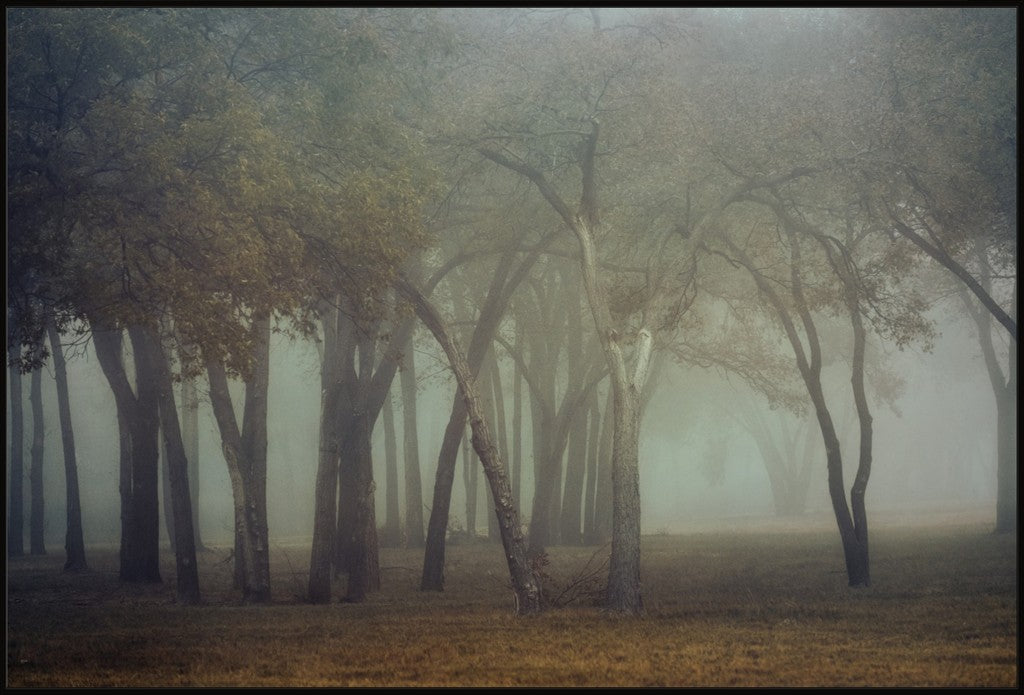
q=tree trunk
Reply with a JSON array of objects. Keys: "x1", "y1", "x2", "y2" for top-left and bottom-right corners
[
  {"x1": 511, "y1": 325, "x2": 523, "y2": 516},
  {"x1": 397, "y1": 276, "x2": 542, "y2": 615},
  {"x1": 591, "y1": 385, "x2": 614, "y2": 545},
  {"x1": 206, "y1": 315, "x2": 272, "y2": 603},
  {"x1": 308, "y1": 359, "x2": 342, "y2": 602},
  {"x1": 581, "y1": 388, "x2": 602, "y2": 545},
  {"x1": 46, "y1": 320, "x2": 88, "y2": 572},
  {"x1": 160, "y1": 433, "x2": 177, "y2": 553},
  {"x1": 463, "y1": 424, "x2": 478, "y2": 538},
  {"x1": 560, "y1": 289, "x2": 588, "y2": 546},
  {"x1": 94, "y1": 325, "x2": 162, "y2": 584},
  {"x1": 422, "y1": 395, "x2": 468, "y2": 589},
  {"x1": 725, "y1": 231, "x2": 869, "y2": 587},
  {"x1": 560, "y1": 402, "x2": 588, "y2": 546},
  {"x1": 400, "y1": 345, "x2": 425, "y2": 548},
  {"x1": 29, "y1": 366, "x2": 46, "y2": 556},
  {"x1": 181, "y1": 375, "x2": 205, "y2": 551},
  {"x1": 994, "y1": 384, "x2": 1016, "y2": 533},
  {"x1": 138, "y1": 325, "x2": 200, "y2": 604},
  {"x1": 417, "y1": 239, "x2": 549, "y2": 592},
  {"x1": 344, "y1": 409, "x2": 381, "y2": 602},
  {"x1": 381, "y1": 390, "x2": 402, "y2": 547},
  {"x1": 961, "y1": 256, "x2": 1016, "y2": 535},
  {"x1": 527, "y1": 385, "x2": 553, "y2": 556},
  {"x1": 339, "y1": 329, "x2": 382, "y2": 602},
  {"x1": 487, "y1": 351, "x2": 508, "y2": 542},
  {"x1": 7, "y1": 339, "x2": 25, "y2": 557},
  {"x1": 605, "y1": 377, "x2": 644, "y2": 613},
  {"x1": 478, "y1": 131, "x2": 653, "y2": 613}
]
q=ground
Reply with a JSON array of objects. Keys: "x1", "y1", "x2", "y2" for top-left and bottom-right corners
[{"x1": 5, "y1": 506, "x2": 1017, "y2": 687}]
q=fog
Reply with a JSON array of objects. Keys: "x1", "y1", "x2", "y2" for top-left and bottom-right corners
[
  {"x1": 6, "y1": 4, "x2": 1015, "y2": 610},
  {"x1": 7, "y1": 300, "x2": 1001, "y2": 552}
]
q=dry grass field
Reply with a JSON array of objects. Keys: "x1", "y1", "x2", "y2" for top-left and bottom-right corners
[{"x1": 6, "y1": 508, "x2": 1018, "y2": 687}]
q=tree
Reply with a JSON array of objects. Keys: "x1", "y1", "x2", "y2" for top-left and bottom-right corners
[
  {"x1": 380, "y1": 389, "x2": 403, "y2": 547},
  {"x1": 45, "y1": 319, "x2": 88, "y2": 571},
  {"x1": 206, "y1": 316, "x2": 272, "y2": 604},
  {"x1": 956, "y1": 239, "x2": 1016, "y2": 533},
  {"x1": 7, "y1": 333, "x2": 26, "y2": 557},
  {"x1": 399, "y1": 340, "x2": 426, "y2": 547},
  {"x1": 28, "y1": 362, "x2": 46, "y2": 555},
  {"x1": 396, "y1": 276, "x2": 543, "y2": 615}
]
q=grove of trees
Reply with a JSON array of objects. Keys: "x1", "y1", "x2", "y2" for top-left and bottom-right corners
[{"x1": 7, "y1": 8, "x2": 1015, "y2": 616}]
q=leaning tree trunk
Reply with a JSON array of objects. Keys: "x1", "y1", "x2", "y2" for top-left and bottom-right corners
[
  {"x1": 46, "y1": 320, "x2": 88, "y2": 572},
  {"x1": 29, "y1": 366, "x2": 46, "y2": 556},
  {"x1": 462, "y1": 424, "x2": 477, "y2": 539},
  {"x1": 725, "y1": 231, "x2": 868, "y2": 587},
  {"x1": 398, "y1": 276, "x2": 542, "y2": 615},
  {"x1": 8, "y1": 339, "x2": 26, "y2": 557},
  {"x1": 137, "y1": 325, "x2": 200, "y2": 604},
  {"x1": 845, "y1": 281, "x2": 872, "y2": 587},
  {"x1": 962, "y1": 253, "x2": 1017, "y2": 535},
  {"x1": 94, "y1": 325, "x2": 162, "y2": 584},
  {"x1": 479, "y1": 128, "x2": 652, "y2": 614},
  {"x1": 417, "y1": 238, "x2": 551, "y2": 592}
]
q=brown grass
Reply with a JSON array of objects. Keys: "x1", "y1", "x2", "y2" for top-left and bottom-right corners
[{"x1": 6, "y1": 511, "x2": 1017, "y2": 687}]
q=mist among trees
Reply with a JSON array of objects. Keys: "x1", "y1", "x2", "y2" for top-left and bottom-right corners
[{"x1": 6, "y1": 7, "x2": 1016, "y2": 685}]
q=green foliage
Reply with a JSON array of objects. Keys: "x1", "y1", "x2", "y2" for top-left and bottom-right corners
[{"x1": 8, "y1": 8, "x2": 435, "y2": 377}]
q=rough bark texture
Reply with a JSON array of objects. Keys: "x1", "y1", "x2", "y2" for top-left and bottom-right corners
[
  {"x1": 400, "y1": 346, "x2": 425, "y2": 548},
  {"x1": 94, "y1": 325, "x2": 162, "y2": 584},
  {"x1": 8, "y1": 340, "x2": 26, "y2": 557},
  {"x1": 29, "y1": 367, "x2": 46, "y2": 555},
  {"x1": 420, "y1": 250, "x2": 519, "y2": 591},
  {"x1": 398, "y1": 276, "x2": 542, "y2": 615},
  {"x1": 462, "y1": 424, "x2": 478, "y2": 538},
  {"x1": 46, "y1": 321, "x2": 88, "y2": 572},
  {"x1": 206, "y1": 314, "x2": 272, "y2": 603}
]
